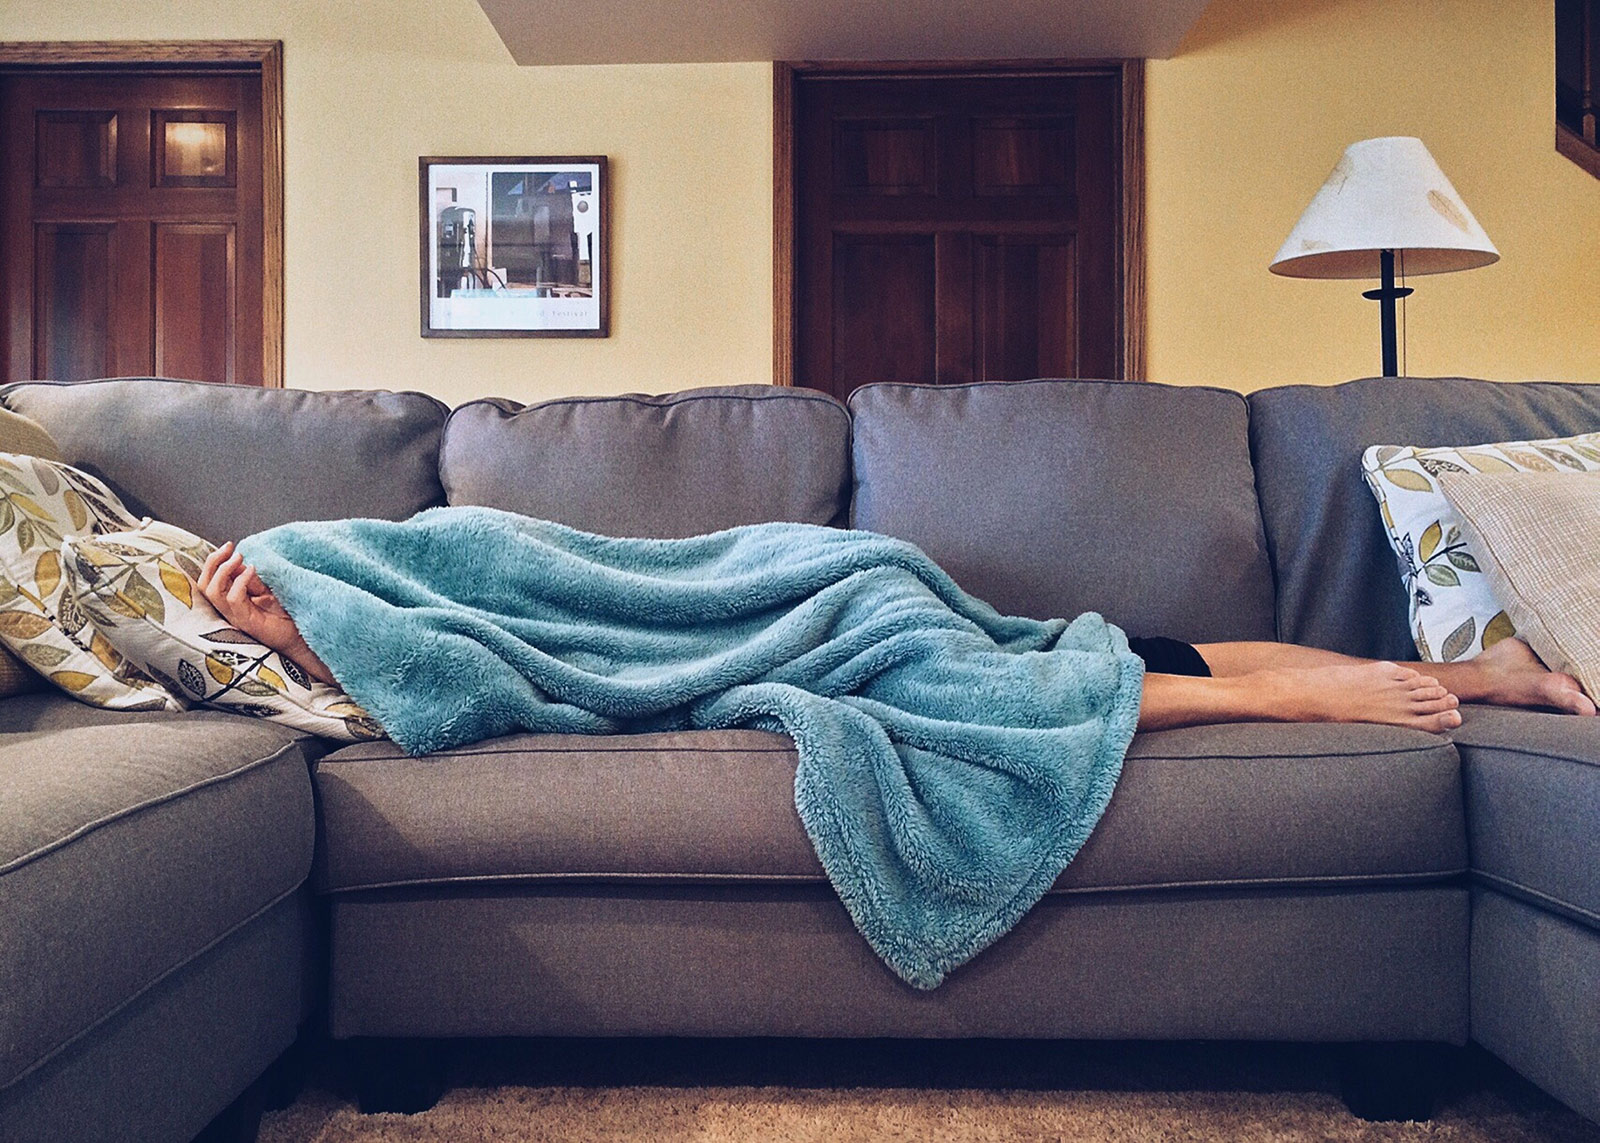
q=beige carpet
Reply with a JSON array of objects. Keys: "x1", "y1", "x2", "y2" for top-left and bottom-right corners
[
  {"x1": 262, "y1": 1083, "x2": 1600, "y2": 1143},
  {"x1": 258, "y1": 1042, "x2": 1600, "y2": 1143}
]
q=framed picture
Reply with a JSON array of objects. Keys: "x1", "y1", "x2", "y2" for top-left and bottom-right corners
[{"x1": 419, "y1": 156, "x2": 608, "y2": 337}]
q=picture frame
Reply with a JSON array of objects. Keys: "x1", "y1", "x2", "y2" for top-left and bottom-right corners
[{"x1": 419, "y1": 155, "x2": 609, "y2": 338}]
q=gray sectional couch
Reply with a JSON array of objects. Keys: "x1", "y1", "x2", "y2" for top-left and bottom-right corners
[{"x1": 0, "y1": 374, "x2": 1595, "y2": 1142}]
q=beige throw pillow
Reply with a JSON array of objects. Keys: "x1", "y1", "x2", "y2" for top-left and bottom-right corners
[
  {"x1": 0, "y1": 407, "x2": 63, "y2": 462},
  {"x1": 1362, "y1": 431, "x2": 1600, "y2": 661},
  {"x1": 1438, "y1": 470, "x2": 1600, "y2": 700}
]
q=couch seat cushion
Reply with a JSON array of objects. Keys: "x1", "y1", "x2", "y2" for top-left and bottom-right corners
[
  {"x1": 313, "y1": 722, "x2": 1463, "y2": 896},
  {"x1": 1453, "y1": 705, "x2": 1600, "y2": 930},
  {"x1": 0, "y1": 694, "x2": 318, "y2": 1092}
]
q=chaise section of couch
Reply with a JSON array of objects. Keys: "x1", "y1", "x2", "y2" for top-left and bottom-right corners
[
  {"x1": 0, "y1": 698, "x2": 318, "y2": 1143},
  {"x1": 1249, "y1": 376, "x2": 1600, "y2": 1124},
  {"x1": 0, "y1": 377, "x2": 452, "y2": 1142},
  {"x1": 1456, "y1": 707, "x2": 1600, "y2": 1124}
]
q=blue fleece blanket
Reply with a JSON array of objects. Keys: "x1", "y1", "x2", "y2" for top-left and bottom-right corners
[{"x1": 238, "y1": 508, "x2": 1144, "y2": 989}]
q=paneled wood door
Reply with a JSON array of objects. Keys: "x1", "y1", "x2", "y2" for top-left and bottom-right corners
[
  {"x1": 783, "y1": 64, "x2": 1139, "y2": 400},
  {"x1": 0, "y1": 67, "x2": 266, "y2": 384}
]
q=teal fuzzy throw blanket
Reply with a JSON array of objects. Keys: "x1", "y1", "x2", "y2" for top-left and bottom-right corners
[{"x1": 239, "y1": 508, "x2": 1144, "y2": 989}]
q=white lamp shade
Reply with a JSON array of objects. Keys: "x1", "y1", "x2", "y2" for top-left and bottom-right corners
[{"x1": 1269, "y1": 136, "x2": 1499, "y2": 279}]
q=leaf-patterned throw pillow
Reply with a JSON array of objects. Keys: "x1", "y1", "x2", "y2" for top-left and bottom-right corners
[
  {"x1": 0, "y1": 451, "x2": 180, "y2": 710},
  {"x1": 61, "y1": 519, "x2": 385, "y2": 743},
  {"x1": 1361, "y1": 431, "x2": 1600, "y2": 661},
  {"x1": 0, "y1": 411, "x2": 66, "y2": 698}
]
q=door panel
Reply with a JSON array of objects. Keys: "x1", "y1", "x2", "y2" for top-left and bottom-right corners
[
  {"x1": 34, "y1": 222, "x2": 114, "y2": 380},
  {"x1": 972, "y1": 116, "x2": 1074, "y2": 198},
  {"x1": 833, "y1": 117, "x2": 937, "y2": 195},
  {"x1": 1, "y1": 69, "x2": 264, "y2": 384},
  {"x1": 976, "y1": 235, "x2": 1077, "y2": 381},
  {"x1": 35, "y1": 110, "x2": 118, "y2": 188},
  {"x1": 155, "y1": 222, "x2": 236, "y2": 383},
  {"x1": 794, "y1": 69, "x2": 1123, "y2": 401},
  {"x1": 832, "y1": 234, "x2": 937, "y2": 387}
]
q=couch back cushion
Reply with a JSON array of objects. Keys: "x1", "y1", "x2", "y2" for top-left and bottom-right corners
[
  {"x1": 440, "y1": 386, "x2": 852, "y2": 537},
  {"x1": 1248, "y1": 376, "x2": 1600, "y2": 659},
  {"x1": 0, "y1": 378, "x2": 448, "y2": 543},
  {"x1": 849, "y1": 379, "x2": 1276, "y2": 642}
]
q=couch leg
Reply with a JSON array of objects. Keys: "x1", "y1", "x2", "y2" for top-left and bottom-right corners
[
  {"x1": 192, "y1": 1075, "x2": 265, "y2": 1143},
  {"x1": 261, "y1": 1035, "x2": 312, "y2": 1112},
  {"x1": 1339, "y1": 1042, "x2": 1446, "y2": 1121},
  {"x1": 348, "y1": 1037, "x2": 447, "y2": 1115}
]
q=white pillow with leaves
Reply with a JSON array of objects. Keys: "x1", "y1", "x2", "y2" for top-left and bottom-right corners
[
  {"x1": 1361, "y1": 430, "x2": 1600, "y2": 661},
  {"x1": 62, "y1": 519, "x2": 386, "y2": 743},
  {"x1": 0, "y1": 451, "x2": 180, "y2": 710}
]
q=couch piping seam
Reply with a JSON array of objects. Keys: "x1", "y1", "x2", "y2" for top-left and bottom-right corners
[
  {"x1": 1124, "y1": 744, "x2": 1454, "y2": 762},
  {"x1": 1471, "y1": 871, "x2": 1600, "y2": 929},
  {"x1": 0, "y1": 375, "x2": 449, "y2": 415},
  {"x1": 317, "y1": 742, "x2": 1444, "y2": 768},
  {"x1": 0, "y1": 737, "x2": 307, "y2": 877},
  {"x1": 0, "y1": 884, "x2": 302, "y2": 1095},
  {"x1": 844, "y1": 377, "x2": 1250, "y2": 407},
  {"x1": 319, "y1": 865, "x2": 1467, "y2": 897},
  {"x1": 318, "y1": 745, "x2": 799, "y2": 766},
  {"x1": 1452, "y1": 741, "x2": 1600, "y2": 770},
  {"x1": 449, "y1": 389, "x2": 850, "y2": 423}
]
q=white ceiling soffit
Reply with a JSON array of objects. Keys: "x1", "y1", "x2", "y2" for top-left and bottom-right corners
[{"x1": 475, "y1": 0, "x2": 1215, "y2": 65}]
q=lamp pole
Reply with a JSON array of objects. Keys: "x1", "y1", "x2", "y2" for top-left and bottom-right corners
[{"x1": 1361, "y1": 249, "x2": 1414, "y2": 377}]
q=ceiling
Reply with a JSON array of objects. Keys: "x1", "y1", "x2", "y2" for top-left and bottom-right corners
[{"x1": 474, "y1": 0, "x2": 1214, "y2": 65}]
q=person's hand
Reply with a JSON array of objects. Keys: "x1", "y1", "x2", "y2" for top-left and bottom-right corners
[
  {"x1": 197, "y1": 542, "x2": 335, "y2": 684},
  {"x1": 197, "y1": 542, "x2": 299, "y2": 647}
]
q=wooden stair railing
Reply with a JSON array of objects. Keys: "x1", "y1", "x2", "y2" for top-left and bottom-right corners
[{"x1": 1557, "y1": 0, "x2": 1600, "y2": 178}]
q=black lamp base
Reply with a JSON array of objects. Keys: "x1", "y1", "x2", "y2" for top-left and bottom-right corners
[{"x1": 1361, "y1": 249, "x2": 1414, "y2": 377}]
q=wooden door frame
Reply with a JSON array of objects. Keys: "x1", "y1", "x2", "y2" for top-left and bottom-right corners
[
  {"x1": 0, "y1": 40, "x2": 285, "y2": 386},
  {"x1": 773, "y1": 58, "x2": 1145, "y2": 386}
]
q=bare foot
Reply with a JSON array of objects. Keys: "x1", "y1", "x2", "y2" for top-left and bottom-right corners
[
  {"x1": 1258, "y1": 661, "x2": 1464, "y2": 732},
  {"x1": 1456, "y1": 638, "x2": 1596, "y2": 716}
]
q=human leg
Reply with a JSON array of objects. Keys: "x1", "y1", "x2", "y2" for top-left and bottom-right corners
[
  {"x1": 1137, "y1": 662, "x2": 1463, "y2": 733},
  {"x1": 1192, "y1": 638, "x2": 1595, "y2": 716}
]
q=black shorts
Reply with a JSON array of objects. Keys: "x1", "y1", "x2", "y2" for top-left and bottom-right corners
[{"x1": 1126, "y1": 635, "x2": 1212, "y2": 678}]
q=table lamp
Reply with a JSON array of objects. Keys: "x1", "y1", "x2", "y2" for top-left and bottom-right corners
[{"x1": 1270, "y1": 136, "x2": 1499, "y2": 377}]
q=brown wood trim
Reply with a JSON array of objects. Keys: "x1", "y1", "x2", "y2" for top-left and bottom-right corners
[
  {"x1": 0, "y1": 40, "x2": 282, "y2": 66},
  {"x1": 0, "y1": 39, "x2": 285, "y2": 386},
  {"x1": 1557, "y1": 121, "x2": 1600, "y2": 180},
  {"x1": 772, "y1": 58, "x2": 1147, "y2": 386},
  {"x1": 783, "y1": 58, "x2": 1125, "y2": 79},
  {"x1": 772, "y1": 62, "x2": 797, "y2": 386},
  {"x1": 260, "y1": 42, "x2": 284, "y2": 386},
  {"x1": 1120, "y1": 58, "x2": 1146, "y2": 381}
]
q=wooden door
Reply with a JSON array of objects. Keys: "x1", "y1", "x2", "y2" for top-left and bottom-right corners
[
  {"x1": 0, "y1": 69, "x2": 265, "y2": 384},
  {"x1": 790, "y1": 67, "x2": 1130, "y2": 401}
]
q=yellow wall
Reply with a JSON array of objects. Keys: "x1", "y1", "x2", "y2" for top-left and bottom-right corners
[
  {"x1": 1146, "y1": 0, "x2": 1600, "y2": 390},
  {"x1": 0, "y1": 0, "x2": 775, "y2": 406},
  {"x1": 5, "y1": 0, "x2": 1597, "y2": 401}
]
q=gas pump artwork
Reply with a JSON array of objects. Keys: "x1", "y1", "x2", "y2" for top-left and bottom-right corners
[{"x1": 420, "y1": 156, "x2": 608, "y2": 337}]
